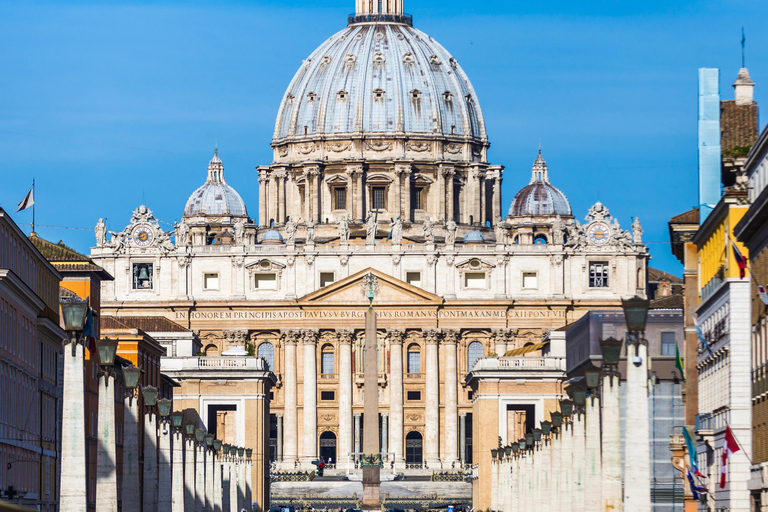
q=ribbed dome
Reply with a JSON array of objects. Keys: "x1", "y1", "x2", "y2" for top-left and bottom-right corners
[
  {"x1": 508, "y1": 152, "x2": 571, "y2": 217},
  {"x1": 464, "y1": 230, "x2": 485, "y2": 243},
  {"x1": 184, "y1": 151, "x2": 247, "y2": 217},
  {"x1": 273, "y1": 22, "x2": 486, "y2": 140}
]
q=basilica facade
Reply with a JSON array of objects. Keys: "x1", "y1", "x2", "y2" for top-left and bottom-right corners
[{"x1": 90, "y1": 0, "x2": 648, "y2": 479}]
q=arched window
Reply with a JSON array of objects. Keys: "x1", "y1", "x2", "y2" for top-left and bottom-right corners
[
  {"x1": 405, "y1": 431, "x2": 423, "y2": 464},
  {"x1": 321, "y1": 344, "x2": 335, "y2": 374},
  {"x1": 467, "y1": 341, "x2": 484, "y2": 371},
  {"x1": 407, "y1": 344, "x2": 421, "y2": 374},
  {"x1": 534, "y1": 234, "x2": 547, "y2": 244},
  {"x1": 257, "y1": 342, "x2": 274, "y2": 370},
  {"x1": 204, "y1": 344, "x2": 219, "y2": 356}
]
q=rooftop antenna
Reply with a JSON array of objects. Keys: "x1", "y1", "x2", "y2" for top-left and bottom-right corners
[{"x1": 741, "y1": 27, "x2": 746, "y2": 68}]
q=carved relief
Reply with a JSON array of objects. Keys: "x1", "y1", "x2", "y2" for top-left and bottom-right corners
[
  {"x1": 326, "y1": 141, "x2": 351, "y2": 152},
  {"x1": 277, "y1": 146, "x2": 289, "y2": 157},
  {"x1": 445, "y1": 143, "x2": 462, "y2": 154},
  {"x1": 406, "y1": 141, "x2": 431, "y2": 152},
  {"x1": 336, "y1": 329, "x2": 355, "y2": 344},
  {"x1": 297, "y1": 143, "x2": 317, "y2": 155},
  {"x1": 422, "y1": 328, "x2": 442, "y2": 344},
  {"x1": 406, "y1": 415, "x2": 423, "y2": 423},
  {"x1": 365, "y1": 141, "x2": 393, "y2": 152}
]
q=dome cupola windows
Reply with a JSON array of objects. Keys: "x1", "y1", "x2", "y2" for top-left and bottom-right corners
[
  {"x1": 402, "y1": 53, "x2": 415, "y2": 65},
  {"x1": 373, "y1": 89, "x2": 385, "y2": 101},
  {"x1": 337, "y1": 90, "x2": 348, "y2": 101},
  {"x1": 373, "y1": 52, "x2": 386, "y2": 67}
]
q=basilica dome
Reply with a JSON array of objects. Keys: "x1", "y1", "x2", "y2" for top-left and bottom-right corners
[
  {"x1": 273, "y1": 18, "x2": 486, "y2": 141},
  {"x1": 184, "y1": 151, "x2": 248, "y2": 218},
  {"x1": 508, "y1": 152, "x2": 571, "y2": 217}
]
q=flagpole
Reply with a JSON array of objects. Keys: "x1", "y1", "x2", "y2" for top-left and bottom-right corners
[{"x1": 31, "y1": 178, "x2": 36, "y2": 235}]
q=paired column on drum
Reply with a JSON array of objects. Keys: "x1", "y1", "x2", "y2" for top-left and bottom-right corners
[{"x1": 337, "y1": 329, "x2": 354, "y2": 464}]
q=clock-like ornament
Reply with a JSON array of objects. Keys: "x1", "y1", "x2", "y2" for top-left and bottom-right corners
[
  {"x1": 588, "y1": 222, "x2": 611, "y2": 245},
  {"x1": 132, "y1": 224, "x2": 154, "y2": 247}
]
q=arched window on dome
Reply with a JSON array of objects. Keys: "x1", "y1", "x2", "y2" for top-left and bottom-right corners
[
  {"x1": 467, "y1": 341, "x2": 484, "y2": 371},
  {"x1": 257, "y1": 342, "x2": 274, "y2": 370},
  {"x1": 534, "y1": 234, "x2": 548, "y2": 244},
  {"x1": 514, "y1": 235, "x2": 520, "y2": 244}
]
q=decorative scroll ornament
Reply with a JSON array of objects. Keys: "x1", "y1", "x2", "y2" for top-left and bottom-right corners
[
  {"x1": 445, "y1": 143, "x2": 462, "y2": 154},
  {"x1": 326, "y1": 141, "x2": 351, "y2": 152},
  {"x1": 297, "y1": 143, "x2": 316, "y2": 155},
  {"x1": 365, "y1": 141, "x2": 393, "y2": 152},
  {"x1": 277, "y1": 146, "x2": 289, "y2": 157},
  {"x1": 406, "y1": 141, "x2": 431, "y2": 152}
]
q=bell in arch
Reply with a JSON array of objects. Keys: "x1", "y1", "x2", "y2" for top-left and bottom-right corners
[{"x1": 138, "y1": 266, "x2": 149, "y2": 280}]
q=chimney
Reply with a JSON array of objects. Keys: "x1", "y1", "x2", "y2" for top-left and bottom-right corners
[{"x1": 734, "y1": 67, "x2": 755, "y2": 106}]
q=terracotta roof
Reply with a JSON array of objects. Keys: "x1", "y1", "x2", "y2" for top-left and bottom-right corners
[
  {"x1": 650, "y1": 294, "x2": 684, "y2": 310},
  {"x1": 28, "y1": 235, "x2": 90, "y2": 262},
  {"x1": 721, "y1": 101, "x2": 758, "y2": 154},
  {"x1": 102, "y1": 316, "x2": 190, "y2": 333},
  {"x1": 669, "y1": 208, "x2": 699, "y2": 224},
  {"x1": 648, "y1": 267, "x2": 683, "y2": 283}
]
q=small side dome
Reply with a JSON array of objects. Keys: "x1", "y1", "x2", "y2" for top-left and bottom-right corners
[
  {"x1": 508, "y1": 151, "x2": 571, "y2": 217},
  {"x1": 464, "y1": 230, "x2": 485, "y2": 243},
  {"x1": 262, "y1": 229, "x2": 284, "y2": 244},
  {"x1": 184, "y1": 150, "x2": 248, "y2": 218}
]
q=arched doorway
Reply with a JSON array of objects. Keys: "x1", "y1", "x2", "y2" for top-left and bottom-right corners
[
  {"x1": 405, "y1": 431, "x2": 423, "y2": 465},
  {"x1": 319, "y1": 431, "x2": 337, "y2": 464}
]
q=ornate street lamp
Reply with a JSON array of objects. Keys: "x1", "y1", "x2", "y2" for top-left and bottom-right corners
[
  {"x1": 518, "y1": 439, "x2": 526, "y2": 452},
  {"x1": 622, "y1": 297, "x2": 650, "y2": 333},
  {"x1": 541, "y1": 420, "x2": 552, "y2": 437},
  {"x1": 525, "y1": 433, "x2": 534, "y2": 448},
  {"x1": 96, "y1": 337, "x2": 119, "y2": 375},
  {"x1": 60, "y1": 296, "x2": 88, "y2": 356},
  {"x1": 157, "y1": 398, "x2": 173, "y2": 419},
  {"x1": 195, "y1": 428, "x2": 206, "y2": 446},
  {"x1": 171, "y1": 411, "x2": 183, "y2": 431},
  {"x1": 533, "y1": 428, "x2": 542, "y2": 443},
  {"x1": 600, "y1": 337, "x2": 623, "y2": 367},
  {"x1": 237, "y1": 447, "x2": 245, "y2": 459},
  {"x1": 184, "y1": 422, "x2": 196, "y2": 439},
  {"x1": 566, "y1": 384, "x2": 587, "y2": 408},
  {"x1": 205, "y1": 434, "x2": 214, "y2": 450},
  {"x1": 584, "y1": 367, "x2": 602, "y2": 390},
  {"x1": 560, "y1": 399, "x2": 574, "y2": 418},
  {"x1": 122, "y1": 365, "x2": 141, "y2": 395},
  {"x1": 504, "y1": 445, "x2": 512, "y2": 457},
  {"x1": 246, "y1": 448, "x2": 253, "y2": 461},
  {"x1": 511, "y1": 443, "x2": 519, "y2": 455},
  {"x1": 213, "y1": 439, "x2": 222, "y2": 452},
  {"x1": 142, "y1": 385, "x2": 158, "y2": 409},
  {"x1": 550, "y1": 411, "x2": 563, "y2": 429}
]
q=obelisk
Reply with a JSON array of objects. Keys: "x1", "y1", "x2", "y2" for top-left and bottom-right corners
[{"x1": 362, "y1": 273, "x2": 381, "y2": 508}]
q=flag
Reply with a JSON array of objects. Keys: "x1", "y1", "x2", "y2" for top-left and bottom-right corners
[
  {"x1": 720, "y1": 425, "x2": 741, "y2": 488},
  {"x1": 730, "y1": 238, "x2": 748, "y2": 279},
  {"x1": 687, "y1": 468, "x2": 708, "y2": 499},
  {"x1": 675, "y1": 341, "x2": 685, "y2": 381},
  {"x1": 693, "y1": 313, "x2": 713, "y2": 356},
  {"x1": 682, "y1": 426, "x2": 705, "y2": 477},
  {"x1": 16, "y1": 187, "x2": 34, "y2": 212}
]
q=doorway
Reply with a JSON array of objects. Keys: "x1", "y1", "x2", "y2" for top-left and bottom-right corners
[{"x1": 319, "y1": 431, "x2": 337, "y2": 464}]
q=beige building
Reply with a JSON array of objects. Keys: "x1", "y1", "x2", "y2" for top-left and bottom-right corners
[{"x1": 88, "y1": 0, "x2": 649, "y2": 496}]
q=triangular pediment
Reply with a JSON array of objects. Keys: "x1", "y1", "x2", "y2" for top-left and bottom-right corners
[{"x1": 298, "y1": 268, "x2": 442, "y2": 305}]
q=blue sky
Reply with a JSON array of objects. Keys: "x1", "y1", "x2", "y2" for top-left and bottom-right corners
[{"x1": 1, "y1": 0, "x2": 766, "y2": 276}]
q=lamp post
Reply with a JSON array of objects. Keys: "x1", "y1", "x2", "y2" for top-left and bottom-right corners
[
  {"x1": 229, "y1": 447, "x2": 239, "y2": 512},
  {"x1": 622, "y1": 297, "x2": 651, "y2": 512},
  {"x1": 194, "y1": 429, "x2": 207, "y2": 512},
  {"x1": 221, "y1": 445, "x2": 231, "y2": 512},
  {"x1": 559, "y1": 399, "x2": 574, "y2": 512},
  {"x1": 95, "y1": 337, "x2": 119, "y2": 512},
  {"x1": 600, "y1": 336, "x2": 623, "y2": 512},
  {"x1": 567, "y1": 383, "x2": 587, "y2": 512},
  {"x1": 548, "y1": 413, "x2": 562, "y2": 512},
  {"x1": 212, "y1": 440, "x2": 223, "y2": 512},
  {"x1": 142, "y1": 385, "x2": 160, "y2": 512},
  {"x1": 245, "y1": 448, "x2": 253, "y2": 511},
  {"x1": 583, "y1": 367, "x2": 603, "y2": 512},
  {"x1": 157, "y1": 398, "x2": 173, "y2": 512},
  {"x1": 171, "y1": 412, "x2": 185, "y2": 512},
  {"x1": 121, "y1": 365, "x2": 142, "y2": 510},
  {"x1": 184, "y1": 422, "x2": 196, "y2": 512},
  {"x1": 204, "y1": 434, "x2": 214, "y2": 512},
  {"x1": 59, "y1": 296, "x2": 88, "y2": 512},
  {"x1": 236, "y1": 447, "x2": 246, "y2": 512}
]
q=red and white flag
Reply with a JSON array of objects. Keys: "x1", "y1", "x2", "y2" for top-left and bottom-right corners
[
  {"x1": 720, "y1": 425, "x2": 741, "y2": 488},
  {"x1": 730, "y1": 238, "x2": 748, "y2": 279},
  {"x1": 16, "y1": 187, "x2": 34, "y2": 212}
]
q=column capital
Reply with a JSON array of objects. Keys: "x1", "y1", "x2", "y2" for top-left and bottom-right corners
[
  {"x1": 336, "y1": 328, "x2": 355, "y2": 345},
  {"x1": 492, "y1": 328, "x2": 516, "y2": 343},
  {"x1": 443, "y1": 329, "x2": 460, "y2": 344},
  {"x1": 381, "y1": 412, "x2": 389, "y2": 418},
  {"x1": 385, "y1": 328, "x2": 406, "y2": 345},
  {"x1": 276, "y1": 413, "x2": 284, "y2": 419},
  {"x1": 301, "y1": 329, "x2": 319, "y2": 344},
  {"x1": 459, "y1": 412, "x2": 467, "y2": 418},
  {"x1": 394, "y1": 161, "x2": 413, "y2": 175},
  {"x1": 281, "y1": 329, "x2": 302, "y2": 344},
  {"x1": 422, "y1": 328, "x2": 442, "y2": 345},
  {"x1": 354, "y1": 412, "x2": 361, "y2": 418}
]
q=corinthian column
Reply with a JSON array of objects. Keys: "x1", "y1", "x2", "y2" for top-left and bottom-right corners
[
  {"x1": 303, "y1": 329, "x2": 319, "y2": 464},
  {"x1": 443, "y1": 329, "x2": 459, "y2": 463},
  {"x1": 402, "y1": 168, "x2": 412, "y2": 222},
  {"x1": 446, "y1": 168, "x2": 455, "y2": 222},
  {"x1": 257, "y1": 176, "x2": 267, "y2": 227},
  {"x1": 423, "y1": 328, "x2": 441, "y2": 464},
  {"x1": 387, "y1": 329, "x2": 405, "y2": 464},
  {"x1": 344, "y1": 168, "x2": 355, "y2": 219},
  {"x1": 492, "y1": 169, "x2": 502, "y2": 222},
  {"x1": 356, "y1": 170, "x2": 365, "y2": 221},
  {"x1": 282, "y1": 330, "x2": 300, "y2": 465},
  {"x1": 337, "y1": 329, "x2": 354, "y2": 465},
  {"x1": 277, "y1": 171, "x2": 286, "y2": 225}
]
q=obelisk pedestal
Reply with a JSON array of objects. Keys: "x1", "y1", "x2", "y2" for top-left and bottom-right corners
[{"x1": 361, "y1": 302, "x2": 380, "y2": 508}]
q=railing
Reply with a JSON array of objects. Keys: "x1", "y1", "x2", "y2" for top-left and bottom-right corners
[
  {"x1": 405, "y1": 462, "x2": 426, "y2": 469},
  {"x1": 431, "y1": 470, "x2": 471, "y2": 482},
  {"x1": 405, "y1": 373, "x2": 423, "y2": 379},
  {"x1": 348, "y1": 13, "x2": 413, "y2": 26},
  {"x1": 319, "y1": 373, "x2": 338, "y2": 380},
  {"x1": 270, "y1": 470, "x2": 315, "y2": 482},
  {"x1": 162, "y1": 356, "x2": 269, "y2": 371}
]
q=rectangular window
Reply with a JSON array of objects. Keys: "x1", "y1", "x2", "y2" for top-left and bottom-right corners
[
  {"x1": 522, "y1": 272, "x2": 538, "y2": 289},
  {"x1": 204, "y1": 273, "x2": 219, "y2": 290},
  {"x1": 320, "y1": 272, "x2": 335, "y2": 288},
  {"x1": 407, "y1": 391, "x2": 421, "y2": 401},
  {"x1": 407, "y1": 351, "x2": 421, "y2": 374},
  {"x1": 411, "y1": 187, "x2": 424, "y2": 210},
  {"x1": 254, "y1": 273, "x2": 277, "y2": 290},
  {"x1": 589, "y1": 262, "x2": 609, "y2": 288},
  {"x1": 406, "y1": 272, "x2": 422, "y2": 288},
  {"x1": 321, "y1": 391, "x2": 335, "y2": 401},
  {"x1": 132, "y1": 263, "x2": 153, "y2": 290},
  {"x1": 464, "y1": 272, "x2": 486, "y2": 289},
  {"x1": 661, "y1": 331, "x2": 676, "y2": 356},
  {"x1": 321, "y1": 352, "x2": 335, "y2": 374},
  {"x1": 372, "y1": 186, "x2": 386, "y2": 210},
  {"x1": 334, "y1": 188, "x2": 347, "y2": 210}
]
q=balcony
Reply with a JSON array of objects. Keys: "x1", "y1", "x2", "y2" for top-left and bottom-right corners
[
  {"x1": 162, "y1": 356, "x2": 275, "y2": 381},
  {"x1": 405, "y1": 373, "x2": 424, "y2": 380}
]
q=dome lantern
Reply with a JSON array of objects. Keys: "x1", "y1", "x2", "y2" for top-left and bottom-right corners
[
  {"x1": 184, "y1": 150, "x2": 248, "y2": 218},
  {"x1": 508, "y1": 151, "x2": 572, "y2": 218}
]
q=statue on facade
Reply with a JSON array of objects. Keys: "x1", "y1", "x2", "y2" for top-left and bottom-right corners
[
  {"x1": 423, "y1": 216, "x2": 434, "y2": 242},
  {"x1": 174, "y1": 221, "x2": 190, "y2": 246},
  {"x1": 306, "y1": 220, "x2": 316, "y2": 244},
  {"x1": 337, "y1": 215, "x2": 350, "y2": 243},
  {"x1": 285, "y1": 216, "x2": 298, "y2": 242},
  {"x1": 108, "y1": 230, "x2": 126, "y2": 253},
  {"x1": 565, "y1": 221, "x2": 585, "y2": 250},
  {"x1": 390, "y1": 216, "x2": 403, "y2": 244},
  {"x1": 552, "y1": 215, "x2": 565, "y2": 244},
  {"x1": 95, "y1": 218, "x2": 107, "y2": 247},
  {"x1": 233, "y1": 220, "x2": 245, "y2": 244},
  {"x1": 156, "y1": 230, "x2": 175, "y2": 254},
  {"x1": 445, "y1": 219, "x2": 457, "y2": 244},
  {"x1": 632, "y1": 217, "x2": 643, "y2": 245},
  {"x1": 365, "y1": 213, "x2": 378, "y2": 243}
]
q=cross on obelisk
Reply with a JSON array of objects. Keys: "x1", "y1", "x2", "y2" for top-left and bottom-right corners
[{"x1": 361, "y1": 272, "x2": 381, "y2": 508}]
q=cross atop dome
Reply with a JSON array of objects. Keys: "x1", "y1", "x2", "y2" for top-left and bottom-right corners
[{"x1": 530, "y1": 150, "x2": 550, "y2": 184}]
